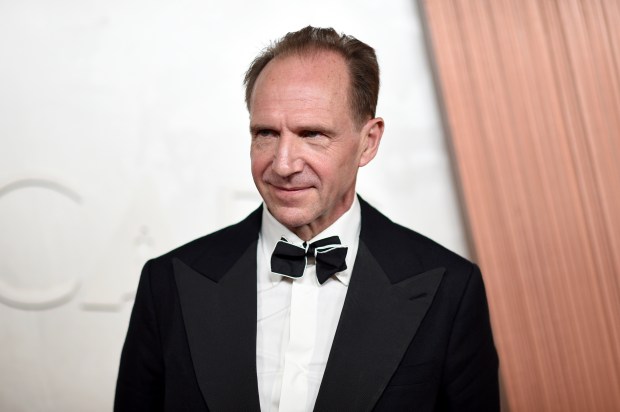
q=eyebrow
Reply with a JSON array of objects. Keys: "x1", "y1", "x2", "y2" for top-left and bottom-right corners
[
  {"x1": 249, "y1": 124, "x2": 275, "y2": 134},
  {"x1": 295, "y1": 124, "x2": 334, "y2": 136},
  {"x1": 249, "y1": 122, "x2": 335, "y2": 136}
]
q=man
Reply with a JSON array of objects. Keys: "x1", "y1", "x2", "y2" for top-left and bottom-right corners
[{"x1": 115, "y1": 26, "x2": 499, "y2": 411}]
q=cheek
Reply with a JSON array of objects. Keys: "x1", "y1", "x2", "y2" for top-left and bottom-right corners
[
  {"x1": 251, "y1": 163, "x2": 266, "y2": 184},
  {"x1": 250, "y1": 149, "x2": 269, "y2": 177}
]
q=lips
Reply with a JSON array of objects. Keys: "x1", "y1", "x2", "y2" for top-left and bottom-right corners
[
  {"x1": 271, "y1": 185, "x2": 311, "y2": 196},
  {"x1": 273, "y1": 186, "x2": 308, "y2": 191},
  {"x1": 269, "y1": 184, "x2": 313, "y2": 201}
]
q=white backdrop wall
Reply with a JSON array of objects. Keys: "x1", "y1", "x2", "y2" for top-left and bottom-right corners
[{"x1": 0, "y1": 1, "x2": 468, "y2": 410}]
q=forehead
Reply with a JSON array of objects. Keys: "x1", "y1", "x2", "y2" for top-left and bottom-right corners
[{"x1": 249, "y1": 50, "x2": 350, "y2": 113}]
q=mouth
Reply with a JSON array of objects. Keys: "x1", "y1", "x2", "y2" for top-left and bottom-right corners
[
  {"x1": 270, "y1": 184, "x2": 312, "y2": 198},
  {"x1": 272, "y1": 185, "x2": 310, "y2": 192}
]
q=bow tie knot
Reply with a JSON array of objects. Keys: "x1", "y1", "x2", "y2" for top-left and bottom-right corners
[{"x1": 270, "y1": 236, "x2": 348, "y2": 284}]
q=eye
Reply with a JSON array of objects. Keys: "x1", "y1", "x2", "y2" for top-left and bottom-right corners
[
  {"x1": 300, "y1": 130, "x2": 322, "y2": 138},
  {"x1": 254, "y1": 129, "x2": 277, "y2": 138}
]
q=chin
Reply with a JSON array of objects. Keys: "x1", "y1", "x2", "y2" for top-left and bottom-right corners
[{"x1": 269, "y1": 204, "x2": 316, "y2": 230}]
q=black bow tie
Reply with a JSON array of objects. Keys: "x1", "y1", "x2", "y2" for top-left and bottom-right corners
[{"x1": 270, "y1": 235, "x2": 348, "y2": 285}]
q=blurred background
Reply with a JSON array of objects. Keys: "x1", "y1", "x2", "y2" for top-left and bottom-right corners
[
  {"x1": 1, "y1": 1, "x2": 465, "y2": 410},
  {"x1": 1, "y1": 0, "x2": 618, "y2": 411}
]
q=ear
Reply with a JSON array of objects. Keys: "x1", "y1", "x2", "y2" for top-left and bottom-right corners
[{"x1": 358, "y1": 117, "x2": 384, "y2": 167}]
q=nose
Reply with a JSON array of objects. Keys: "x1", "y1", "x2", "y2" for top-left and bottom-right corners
[{"x1": 272, "y1": 133, "x2": 303, "y2": 177}]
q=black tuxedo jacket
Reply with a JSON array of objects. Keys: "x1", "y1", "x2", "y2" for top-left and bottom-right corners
[{"x1": 115, "y1": 198, "x2": 499, "y2": 411}]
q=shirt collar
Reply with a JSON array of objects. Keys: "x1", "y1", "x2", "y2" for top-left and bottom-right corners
[{"x1": 260, "y1": 196, "x2": 361, "y2": 287}]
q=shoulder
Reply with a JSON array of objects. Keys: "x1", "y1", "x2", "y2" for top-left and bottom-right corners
[
  {"x1": 359, "y1": 197, "x2": 492, "y2": 339},
  {"x1": 143, "y1": 205, "x2": 263, "y2": 283},
  {"x1": 359, "y1": 197, "x2": 476, "y2": 284}
]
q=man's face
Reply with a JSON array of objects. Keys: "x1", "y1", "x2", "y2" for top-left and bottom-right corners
[{"x1": 249, "y1": 51, "x2": 383, "y2": 240}]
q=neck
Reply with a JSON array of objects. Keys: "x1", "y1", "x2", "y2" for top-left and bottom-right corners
[{"x1": 289, "y1": 193, "x2": 356, "y2": 241}]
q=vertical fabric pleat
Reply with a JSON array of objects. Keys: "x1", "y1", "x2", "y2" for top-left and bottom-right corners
[{"x1": 421, "y1": 0, "x2": 620, "y2": 410}]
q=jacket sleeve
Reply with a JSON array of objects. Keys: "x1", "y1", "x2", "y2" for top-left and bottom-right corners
[
  {"x1": 114, "y1": 260, "x2": 165, "y2": 412},
  {"x1": 438, "y1": 264, "x2": 500, "y2": 411}
]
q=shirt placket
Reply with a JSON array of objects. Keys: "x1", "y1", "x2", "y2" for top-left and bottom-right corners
[{"x1": 278, "y1": 261, "x2": 318, "y2": 411}]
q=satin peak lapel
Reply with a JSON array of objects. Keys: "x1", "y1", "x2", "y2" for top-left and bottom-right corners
[
  {"x1": 314, "y1": 241, "x2": 445, "y2": 411},
  {"x1": 173, "y1": 242, "x2": 261, "y2": 411}
]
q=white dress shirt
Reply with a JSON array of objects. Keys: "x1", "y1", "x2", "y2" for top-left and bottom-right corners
[{"x1": 256, "y1": 197, "x2": 361, "y2": 412}]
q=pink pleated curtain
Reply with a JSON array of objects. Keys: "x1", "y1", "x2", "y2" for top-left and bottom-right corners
[{"x1": 421, "y1": 0, "x2": 620, "y2": 410}]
